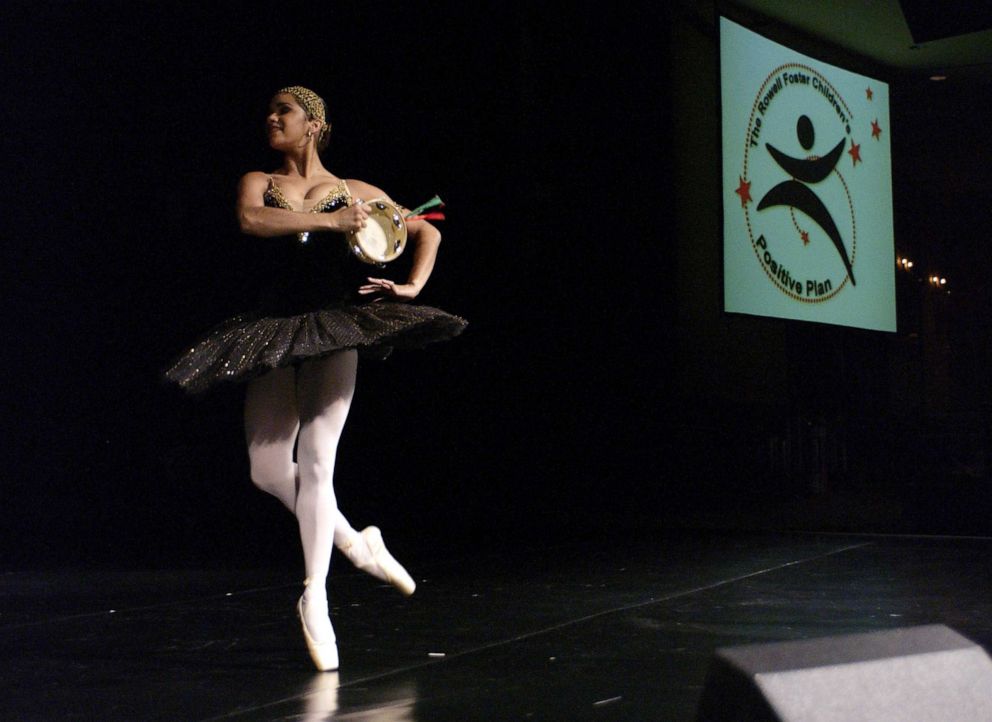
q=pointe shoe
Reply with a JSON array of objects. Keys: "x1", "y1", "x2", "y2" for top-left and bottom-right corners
[
  {"x1": 297, "y1": 588, "x2": 339, "y2": 672},
  {"x1": 347, "y1": 526, "x2": 417, "y2": 596}
]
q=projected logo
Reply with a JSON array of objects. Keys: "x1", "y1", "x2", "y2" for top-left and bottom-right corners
[{"x1": 733, "y1": 64, "x2": 877, "y2": 303}]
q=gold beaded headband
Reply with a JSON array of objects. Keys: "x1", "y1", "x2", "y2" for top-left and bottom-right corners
[{"x1": 278, "y1": 85, "x2": 326, "y2": 125}]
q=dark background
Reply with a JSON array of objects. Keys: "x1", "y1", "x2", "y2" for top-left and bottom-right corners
[{"x1": 3, "y1": 1, "x2": 990, "y2": 571}]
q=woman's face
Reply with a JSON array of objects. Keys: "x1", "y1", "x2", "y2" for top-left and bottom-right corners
[{"x1": 266, "y1": 93, "x2": 314, "y2": 151}]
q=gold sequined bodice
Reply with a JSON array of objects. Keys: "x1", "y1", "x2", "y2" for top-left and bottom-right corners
[{"x1": 263, "y1": 178, "x2": 352, "y2": 214}]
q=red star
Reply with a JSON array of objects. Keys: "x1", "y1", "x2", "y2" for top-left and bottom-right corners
[
  {"x1": 871, "y1": 119, "x2": 882, "y2": 140},
  {"x1": 735, "y1": 176, "x2": 752, "y2": 207},
  {"x1": 866, "y1": 87, "x2": 873, "y2": 101},
  {"x1": 848, "y1": 140, "x2": 862, "y2": 166},
  {"x1": 801, "y1": 230, "x2": 810, "y2": 246}
]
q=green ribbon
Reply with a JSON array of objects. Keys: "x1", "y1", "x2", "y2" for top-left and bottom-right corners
[{"x1": 406, "y1": 195, "x2": 444, "y2": 218}]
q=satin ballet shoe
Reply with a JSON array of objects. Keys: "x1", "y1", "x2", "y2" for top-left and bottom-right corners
[
  {"x1": 297, "y1": 585, "x2": 339, "y2": 672},
  {"x1": 344, "y1": 526, "x2": 416, "y2": 597}
]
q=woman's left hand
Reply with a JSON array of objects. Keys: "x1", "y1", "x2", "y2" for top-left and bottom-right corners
[{"x1": 358, "y1": 277, "x2": 421, "y2": 301}]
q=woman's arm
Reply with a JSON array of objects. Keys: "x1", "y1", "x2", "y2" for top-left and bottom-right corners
[
  {"x1": 236, "y1": 172, "x2": 369, "y2": 237},
  {"x1": 349, "y1": 180, "x2": 442, "y2": 300},
  {"x1": 404, "y1": 218, "x2": 442, "y2": 292}
]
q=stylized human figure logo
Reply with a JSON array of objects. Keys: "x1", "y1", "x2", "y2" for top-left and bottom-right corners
[{"x1": 757, "y1": 115, "x2": 856, "y2": 286}]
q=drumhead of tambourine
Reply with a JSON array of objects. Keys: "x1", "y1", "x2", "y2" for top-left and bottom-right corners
[{"x1": 349, "y1": 198, "x2": 407, "y2": 264}]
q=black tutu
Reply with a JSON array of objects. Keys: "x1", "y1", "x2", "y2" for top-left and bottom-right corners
[
  {"x1": 166, "y1": 301, "x2": 467, "y2": 394},
  {"x1": 167, "y1": 177, "x2": 466, "y2": 393}
]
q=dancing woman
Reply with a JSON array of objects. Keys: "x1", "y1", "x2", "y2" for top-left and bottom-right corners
[{"x1": 166, "y1": 86, "x2": 466, "y2": 671}]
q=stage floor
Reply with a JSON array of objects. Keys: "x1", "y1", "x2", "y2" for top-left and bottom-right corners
[{"x1": 3, "y1": 531, "x2": 991, "y2": 720}]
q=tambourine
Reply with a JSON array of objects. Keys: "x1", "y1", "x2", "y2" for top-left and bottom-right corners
[{"x1": 348, "y1": 198, "x2": 407, "y2": 265}]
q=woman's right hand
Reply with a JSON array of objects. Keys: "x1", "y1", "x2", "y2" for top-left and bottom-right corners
[{"x1": 329, "y1": 201, "x2": 371, "y2": 232}]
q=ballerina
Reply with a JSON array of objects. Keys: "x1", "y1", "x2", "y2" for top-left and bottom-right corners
[{"x1": 167, "y1": 85, "x2": 466, "y2": 671}]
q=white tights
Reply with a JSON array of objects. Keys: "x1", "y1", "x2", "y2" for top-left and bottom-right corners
[{"x1": 244, "y1": 351, "x2": 360, "y2": 641}]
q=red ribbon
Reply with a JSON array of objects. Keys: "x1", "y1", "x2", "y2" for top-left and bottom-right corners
[{"x1": 405, "y1": 212, "x2": 446, "y2": 222}]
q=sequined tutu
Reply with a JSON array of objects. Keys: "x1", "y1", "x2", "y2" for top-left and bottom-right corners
[{"x1": 166, "y1": 302, "x2": 467, "y2": 394}]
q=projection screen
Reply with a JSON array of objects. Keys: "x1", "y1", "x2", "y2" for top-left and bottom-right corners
[{"x1": 721, "y1": 16, "x2": 895, "y2": 332}]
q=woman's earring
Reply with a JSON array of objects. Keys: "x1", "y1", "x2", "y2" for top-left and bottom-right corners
[{"x1": 307, "y1": 130, "x2": 313, "y2": 138}]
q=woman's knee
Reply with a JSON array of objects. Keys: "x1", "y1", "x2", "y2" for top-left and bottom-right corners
[
  {"x1": 248, "y1": 451, "x2": 294, "y2": 494},
  {"x1": 297, "y1": 455, "x2": 336, "y2": 488}
]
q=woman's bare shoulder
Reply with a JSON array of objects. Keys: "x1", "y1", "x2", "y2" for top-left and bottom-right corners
[
  {"x1": 239, "y1": 171, "x2": 272, "y2": 190},
  {"x1": 237, "y1": 172, "x2": 273, "y2": 208},
  {"x1": 344, "y1": 178, "x2": 390, "y2": 201}
]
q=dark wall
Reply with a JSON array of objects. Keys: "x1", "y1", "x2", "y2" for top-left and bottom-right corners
[
  {"x1": 3, "y1": 3, "x2": 679, "y2": 568},
  {"x1": 4, "y1": 2, "x2": 990, "y2": 570},
  {"x1": 667, "y1": 1, "x2": 992, "y2": 534}
]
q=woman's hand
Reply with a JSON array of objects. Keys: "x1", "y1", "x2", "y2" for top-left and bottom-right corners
[
  {"x1": 328, "y1": 201, "x2": 371, "y2": 232},
  {"x1": 358, "y1": 277, "x2": 421, "y2": 301}
]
